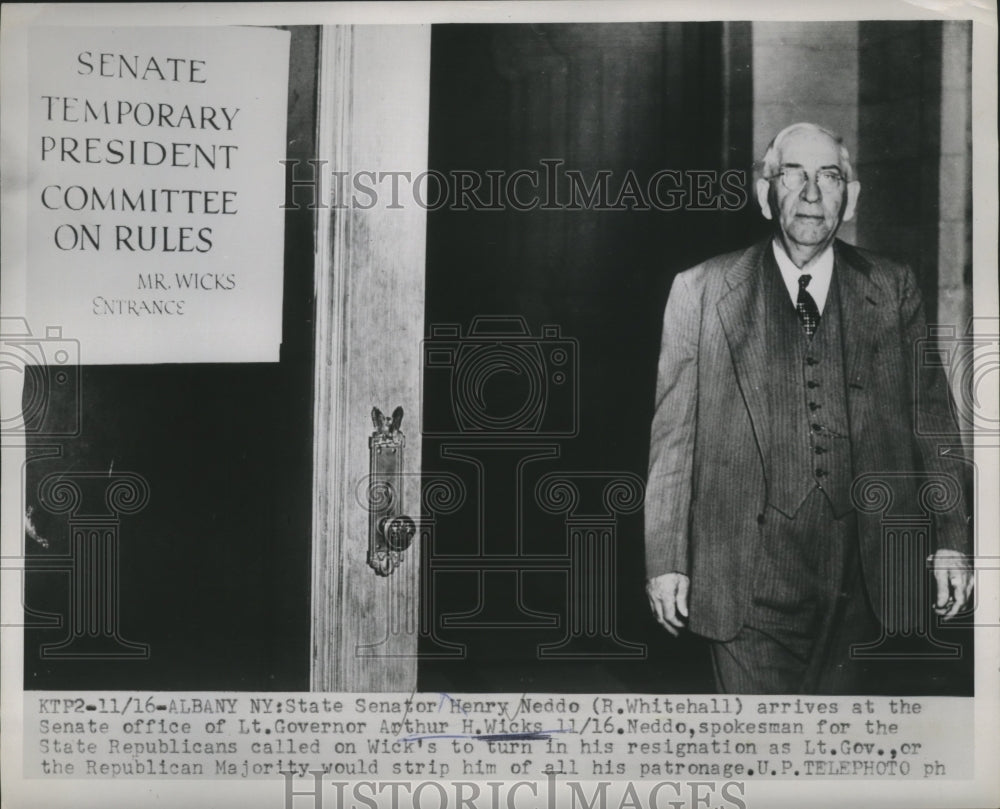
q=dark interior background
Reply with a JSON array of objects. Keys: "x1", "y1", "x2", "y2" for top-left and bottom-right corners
[
  {"x1": 23, "y1": 26, "x2": 319, "y2": 691},
  {"x1": 417, "y1": 22, "x2": 973, "y2": 695},
  {"x1": 418, "y1": 22, "x2": 761, "y2": 693}
]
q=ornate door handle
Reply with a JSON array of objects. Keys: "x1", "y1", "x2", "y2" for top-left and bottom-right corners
[{"x1": 367, "y1": 406, "x2": 415, "y2": 576}]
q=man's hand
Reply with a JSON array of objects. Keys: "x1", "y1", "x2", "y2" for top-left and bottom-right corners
[
  {"x1": 930, "y1": 549, "x2": 974, "y2": 620},
  {"x1": 646, "y1": 572, "x2": 689, "y2": 636}
]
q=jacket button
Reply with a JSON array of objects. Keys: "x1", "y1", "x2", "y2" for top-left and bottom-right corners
[
  {"x1": 807, "y1": 380, "x2": 819, "y2": 389},
  {"x1": 809, "y1": 402, "x2": 822, "y2": 411},
  {"x1": 806, "y1": 357, "x2": 818, "y2": 365},
  {"x1": 815, "y1": 468, "x2": 828, "y2": 477},
  {"x1": 756, "y1": 513, "x2": 766, "y2": 525}
]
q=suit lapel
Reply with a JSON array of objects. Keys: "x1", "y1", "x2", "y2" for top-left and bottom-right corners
[
  {"x1": 715, "y1": 238, "x2": 883, "y2": 466},
  {"x1": 834, "y1": 240, "x2": 883, "y2": 390},
  {"x1": 716, "y1": 240, "x2": 771, "y2": 465}
]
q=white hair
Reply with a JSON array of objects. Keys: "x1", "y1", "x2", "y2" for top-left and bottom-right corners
[{"x1": 759, "y1": 122, "x2": 855, "y2": 182}]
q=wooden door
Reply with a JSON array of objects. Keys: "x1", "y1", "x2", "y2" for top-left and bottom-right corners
[{"x1": 310, "y1": 26, "x2": 431, "y2": 691}]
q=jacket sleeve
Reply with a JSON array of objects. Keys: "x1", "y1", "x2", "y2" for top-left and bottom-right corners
[
  {"x1": 898, "y1": 265, "x2": 972, "y2": 554},
  {"x1": 645, "y1": 271, "x2": 701, "y2": 579}
]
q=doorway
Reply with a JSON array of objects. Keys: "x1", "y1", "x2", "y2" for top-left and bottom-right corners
[{"x1": 417, "y1": 23, "x2": 759, "y2": 693}]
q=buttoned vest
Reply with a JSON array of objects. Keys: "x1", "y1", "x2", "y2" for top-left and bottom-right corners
[{"x1": 763, "y1": 251, "x2": 854, "y2": 518}]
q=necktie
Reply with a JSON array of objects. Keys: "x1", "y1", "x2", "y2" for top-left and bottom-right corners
[{"x1": 796, "y1": 274, "x2": 820, "y2": 337}]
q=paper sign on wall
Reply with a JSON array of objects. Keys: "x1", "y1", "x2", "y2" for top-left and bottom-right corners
[{"x1": 25, "y1": 26, "x2": 290, "y2": 363}]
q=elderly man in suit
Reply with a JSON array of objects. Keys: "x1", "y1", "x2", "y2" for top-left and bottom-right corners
[{"x1": 644, "y1": 122, "x2": 972, "y2": 694}]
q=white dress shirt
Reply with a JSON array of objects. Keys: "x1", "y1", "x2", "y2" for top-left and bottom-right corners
[{"x1": 772, "y1": 240, "x2": 834, "y2": 314}]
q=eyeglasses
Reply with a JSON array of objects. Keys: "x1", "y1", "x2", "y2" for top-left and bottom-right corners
[{"x1": 773, "y1": 168, "x2": 845, "y2": 194}]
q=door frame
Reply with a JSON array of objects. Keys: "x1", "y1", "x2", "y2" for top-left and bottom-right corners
[{"x1": 310, "y1": 24, "x2": 431, "y2": 691}]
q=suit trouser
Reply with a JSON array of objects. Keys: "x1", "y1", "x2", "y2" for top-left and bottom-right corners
[{"x1": 709, "y1": 487, "x2": 880, "y2": 695}]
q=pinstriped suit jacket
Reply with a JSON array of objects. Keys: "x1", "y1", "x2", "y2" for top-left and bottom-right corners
[{"x1": 644, "y1": 237, "x2": 970, "y2": 641}]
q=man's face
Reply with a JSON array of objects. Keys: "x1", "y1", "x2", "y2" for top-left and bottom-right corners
[{"x1": 756, "y1": 129, "x2": 860, "y2": 255}]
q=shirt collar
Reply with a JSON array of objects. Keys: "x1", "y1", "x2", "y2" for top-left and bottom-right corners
[
  {"x1": 771, "y1": 239, "x2": 834, "y2": 278},
  {"x1": 771, "y1": 239, "x2": 835, "y2": 314}
]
